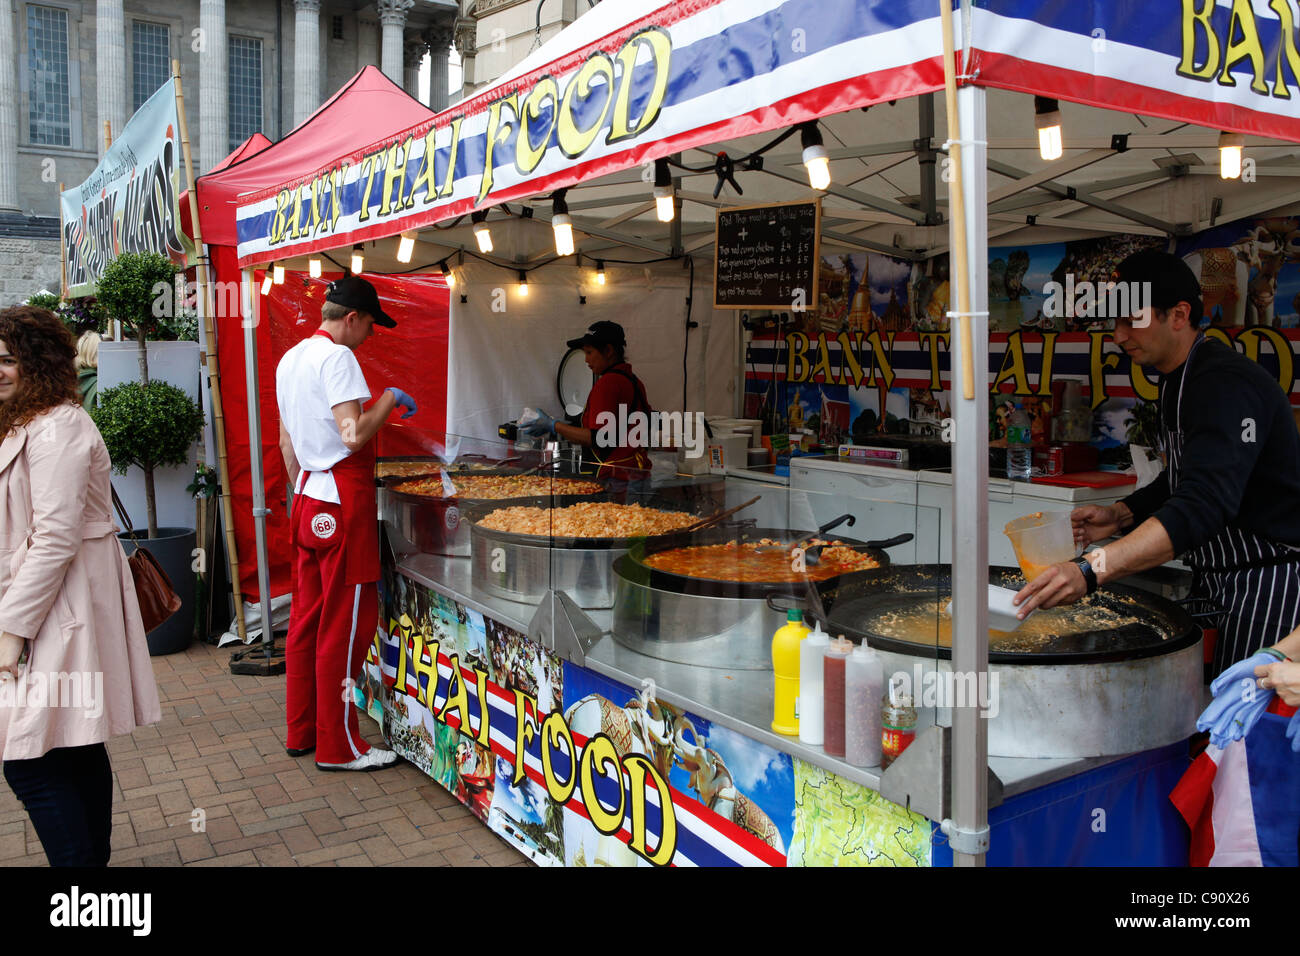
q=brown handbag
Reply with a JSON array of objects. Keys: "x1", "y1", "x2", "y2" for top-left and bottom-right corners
[{"x1": 111, "y1": 485, "x2": 182, "y2": 633}]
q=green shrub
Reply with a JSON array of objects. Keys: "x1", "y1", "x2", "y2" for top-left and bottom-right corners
[{"x1": 92, "y1": 380, "x2": 204, "y2": 536}]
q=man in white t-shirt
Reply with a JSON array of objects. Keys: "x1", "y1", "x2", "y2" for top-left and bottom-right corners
[{"x1": 275, "y1": 276, "x2": 417, "y2": 772}]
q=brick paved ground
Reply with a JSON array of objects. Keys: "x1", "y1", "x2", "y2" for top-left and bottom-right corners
[{"x1": 0, "y1": 641, "x2": 530, "y2": 868}]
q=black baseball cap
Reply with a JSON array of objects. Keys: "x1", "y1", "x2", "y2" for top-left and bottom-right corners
[
  {"x1": 566, "y1": 320, "x2": 625, "y2": 350},
  {"x1": 1113, "y1": 250, "x2": 1203, "y2": 325},
  {"x1": 326, "y1": 276, "x2": 395, "y2": 328}
]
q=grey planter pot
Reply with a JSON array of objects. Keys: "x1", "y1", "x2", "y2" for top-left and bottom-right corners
[{"x1": 120, "y1": 527, "x2": 196, "y2": 656}]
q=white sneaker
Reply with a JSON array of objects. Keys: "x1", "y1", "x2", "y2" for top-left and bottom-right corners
[{"x1": 316, "y1": 749, "x2": 399, "y2": 772}]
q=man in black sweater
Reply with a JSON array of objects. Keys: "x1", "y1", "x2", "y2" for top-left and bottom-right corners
[{"x1": 1015, "y1": 251, "x2": 1300, "y2": 674}]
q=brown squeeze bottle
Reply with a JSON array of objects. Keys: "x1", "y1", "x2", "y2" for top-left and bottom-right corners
[{"x1": 822, "y1": 636, "x2": 853, "y2": 758}]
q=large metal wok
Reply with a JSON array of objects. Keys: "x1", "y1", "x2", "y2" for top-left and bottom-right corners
[
  {"x1": 380, "y1": 470, "x2": 605, "y2": 558},
  {"x1": 610, "y1": 515, "x2": 914, "y2": 670},
  {"x1": 805, "y1": 565, "x2": 1204, "y2": 758},
  {"x1": 468, "y1": 491, "x2": 731, "y2": 609}
]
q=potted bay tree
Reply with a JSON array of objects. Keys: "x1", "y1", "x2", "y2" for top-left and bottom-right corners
[{"x1": 92, "y1": 252, "x2": 205, "y2": 653}]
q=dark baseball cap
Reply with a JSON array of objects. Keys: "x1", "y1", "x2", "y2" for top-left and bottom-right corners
[
  {"x1": 326, "y1": 276, "x2": 395, "y2": 328},
  {"x1": 1113, "y1": 250, "x2": 1203, "y2": 325},
  {"x1": 566, "y1": 320, "x2": 625, "y2": 350}
]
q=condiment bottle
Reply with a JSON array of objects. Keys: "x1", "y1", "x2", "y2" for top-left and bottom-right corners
[
  {"x1": 822, "y1": 635, "x2": 853, "y2": 757},
  {"x1": 771, "y1": 609, "x2": 810, "y2": 735},
  {"x1": 880, "y1": 675, "x2": 918, "y2": 770},
  {"x1": 845, "y1": 641, "x2": 884, "y2": 767},
  {"x1": 798, "y1": 623, "x2": 829, "y2": 746}
]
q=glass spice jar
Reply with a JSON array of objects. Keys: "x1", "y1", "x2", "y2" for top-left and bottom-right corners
[{"x1": 880, "y1": 679, "x2": 917, "y2": 770}]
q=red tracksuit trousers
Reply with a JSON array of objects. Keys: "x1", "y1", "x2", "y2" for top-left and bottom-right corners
[{"x1": 285, "y1": 495, "x2": 377, "y2": 764}]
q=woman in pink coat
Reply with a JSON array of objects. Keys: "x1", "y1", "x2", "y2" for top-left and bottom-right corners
[{"x1": 0, "y1": 306, "x2": 161, "y2": 866}]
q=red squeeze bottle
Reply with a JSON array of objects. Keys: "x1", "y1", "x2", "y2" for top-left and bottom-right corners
[{"x1": 823, "y1": 636, "x2": 852, "y2": 758}]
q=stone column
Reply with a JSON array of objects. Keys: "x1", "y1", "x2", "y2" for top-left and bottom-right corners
[
  {"x1": 403, "y1": 34, "x2": 426, "y2": 102},
  {"x1": 357, "y1": 14, "x2": 379, "y2": 71},
  {"x1": 378, "y1": 0, "x2": 414, "y2": 85},
  {"x1": 453, "y1": 16, "x2": 477, "y2": 102},
  {"x1": 0, "y1": 0, "x2": 19, "y2": 210},
  {"x1": 96, "y1": 0, "x2": 127, "y2": 157},
  {"x1": 427, "y1": 28, "x2": 453, "y2": 112},
  {"x1": 292, "y1": 0, "x2": 321, "y2": 128},
  {"x1": 199, "y1": 0, "x2": 228, "y2": 173}
]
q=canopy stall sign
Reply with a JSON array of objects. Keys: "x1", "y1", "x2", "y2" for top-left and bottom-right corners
[
  {"x1": 971, "y1": 0, "x2": 1300, "y2": 141},
  {"x1": 60, "y1": 82, "x2": 194, "y2": 297},
  {"x1": 233, "y1": 0, "x2": 949, "y2": 266}
]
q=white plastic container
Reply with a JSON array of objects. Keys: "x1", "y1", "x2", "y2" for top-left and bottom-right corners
[
  {"x1": 845, "y1": 642, "x2": 884, "y2": 767},
  {"x1": 798, "y1": 624, "x2": 829, "y2": 746}
]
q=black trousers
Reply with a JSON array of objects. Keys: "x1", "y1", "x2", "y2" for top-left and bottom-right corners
[{"x1": 3, "y1": 742, "x2": 113, "y2": 867}]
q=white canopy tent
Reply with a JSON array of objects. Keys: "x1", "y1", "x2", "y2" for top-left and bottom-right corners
[{"x1": 231, "y1": 0, "x2": 1300, "y2": 865}]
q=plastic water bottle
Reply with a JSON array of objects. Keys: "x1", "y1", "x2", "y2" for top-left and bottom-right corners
[{"x1": 1006, "y1": 403, "x2": 1033, "y2": 480}]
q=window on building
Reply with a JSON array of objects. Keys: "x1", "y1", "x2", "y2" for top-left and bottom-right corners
[
  {"x1": 332, "y1": 15, "x2": 344, "y2": 40},
  {"x1": 27, "y1": 4, "x2": 72, "y2": 147},
  {"x1": 228, "y1": 36, "x2": 263, "y2": 152},
  {"x1": 132, "y1": 21, "x2": 171, "y2": 110}
]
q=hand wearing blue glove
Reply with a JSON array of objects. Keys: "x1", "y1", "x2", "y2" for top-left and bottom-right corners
[
  {"x1": 1286, "y1": 710, "x2": 1300, "y2": 753},
  {"x1": 1197, "y1": 650, "x2": 1279, "y2": 749},
  {"x1": 1211, "y1": 650, "x2": 1280, "y2": 696},
  {"x1": 386, "y1": 387, "x2": 418, "y2": 419},
  {"x1": 523, "y1": 410, "x2": 557, "y2": 438}
]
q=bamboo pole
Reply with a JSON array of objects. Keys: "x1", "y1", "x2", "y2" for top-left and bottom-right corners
[
  {"x1": 57, "y1": 182, "x2": 67, "y2": 301},
  {"x1": 173, "y1": 59, "x2": 248, "y2": 643},
  {"x1": 102, "y1": 122, "x2": 123, "y2": 340},
  {"x1": 940, "y1": 0, "x2": 975, "y2": 401}
]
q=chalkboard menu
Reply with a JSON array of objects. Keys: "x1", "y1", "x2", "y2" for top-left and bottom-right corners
[{"x1": 714, "y1": 199, "x2": 820, "y2": 310}]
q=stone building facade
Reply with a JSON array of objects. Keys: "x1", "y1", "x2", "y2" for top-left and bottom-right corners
[{"x1": 0, "y1": 0, "x2": 456, "y2": 303}]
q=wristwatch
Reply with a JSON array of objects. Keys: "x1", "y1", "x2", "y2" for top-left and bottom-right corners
[{"x1": 1074, "y1": 555, "x2": 1098, "y2": 594}]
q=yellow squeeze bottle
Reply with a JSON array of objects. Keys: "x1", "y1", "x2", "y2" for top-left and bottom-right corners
[{"x1": 772, "y1": 608, "x2": 810, "y2": 735}]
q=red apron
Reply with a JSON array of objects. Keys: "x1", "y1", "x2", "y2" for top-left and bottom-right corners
[{"x1": 294, "y1": 330, "x2": 380, "y2": 587}]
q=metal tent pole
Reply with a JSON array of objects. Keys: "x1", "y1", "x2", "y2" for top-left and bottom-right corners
[
  {"x1": 948, "y1": 83, "x2": 992, "y2": 867},
  {"x1": 231, "y1": 267, "x2": 284, "y2": 675}
]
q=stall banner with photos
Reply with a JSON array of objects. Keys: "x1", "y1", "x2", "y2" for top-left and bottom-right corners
[
  {"x1": 745, "y1": 222, "x2": 1300, "y2": 453},
  {"x1": 367, "y1": 572, "x2": 934, "y2": 866},
  {"x1": 60, "y1": 82, "x2": 195, "y2": 296}
]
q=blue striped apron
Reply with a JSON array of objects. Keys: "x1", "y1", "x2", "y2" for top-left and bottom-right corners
[{"x1": 1161, "y1": 336, "x2": 1300, "y2": 674}]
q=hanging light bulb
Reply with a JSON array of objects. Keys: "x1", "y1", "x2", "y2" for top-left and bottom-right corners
[
  {"x1": 273, "y1": 262, "x2": 285, "y2": 284},
  {"x1": 551, "y1": 189, "x2": 575, "y2": 256},
  {"x1": 1035, "y1": 96, "x2": 1063, "y2": 161},
  {"x1": 800, "y1": 123, "x2": 831, "y2": 190},
  {"x1": 351, "y1": 244, "x2": 364, "y2": 274},
  {"x1": 260, "y1": 270, "x2": 273, "y2": 295},
  {"x1": 595, "y1": 260, "x2": 606, "y2": 286},
  {"x1": 653, "y1": 158, "x2": 675, "y2": 222},
  {"x1": 517, "y1": 270, "x2": 529, "y2": 296},
  {"x1": 1218, "y1": 131, "x2": 1244, "y2": 179},
  {"x1": 396, "y1": 231, "x2": 415, "y2": 264},
  {"x1": 472, "y1": 210, "x2": 493, "y2": 253},
  {"x1": 309, "y1": 257, "x2": 322, "y2": 278},
  {"x1": 439, "y1": 260, "x2": 456, "y2": 289}
]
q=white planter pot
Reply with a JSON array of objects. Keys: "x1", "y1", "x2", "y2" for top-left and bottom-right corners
[{"x1": 97, "y1": 340, "x2": 202, "y2": 530}]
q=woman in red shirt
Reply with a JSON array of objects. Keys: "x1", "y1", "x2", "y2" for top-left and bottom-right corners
[{"x1": 526, "y1": 321, "x2": 652, "y2": 496}]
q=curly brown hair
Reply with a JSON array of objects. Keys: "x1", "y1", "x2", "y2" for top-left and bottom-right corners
[{"x1": 0, "y1": 305, "x2": 80, "y2": 438}]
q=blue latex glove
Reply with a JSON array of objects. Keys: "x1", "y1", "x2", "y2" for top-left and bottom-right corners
[
  {"x1": 523, "y1": 409, "x2": 556, "y2": 438},
  {"x1": 386, "y1": 387, "x2": 417, "y2": 419},
  {"x1": 1198, "y1": 651, "x2": 1278, "y2": 749},
  {"x1": 1286, "y1": 710, "x2": 1300, "y2": 753},
  {"x1": 1210, "y1": 651, "x2": 1278, "y2": 697}
]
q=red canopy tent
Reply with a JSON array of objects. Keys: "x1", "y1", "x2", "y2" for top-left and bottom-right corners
[{"x1": 187, "y1": 66, "x2": 450, "y2": 601}]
